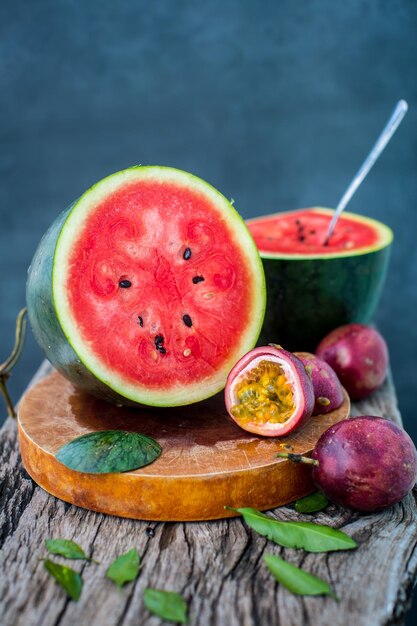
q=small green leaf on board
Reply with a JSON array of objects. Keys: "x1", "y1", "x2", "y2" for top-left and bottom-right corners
[
  {"x1": 228, "y1": 507, "x2": 357, "y2": 552},
  {"x1": 56, "y1": 430, "x2": 162, "y2": 474},
  {"x1": 144, "y1": 588, "x2": 188, "y2": 624},
  {"x1": 43, "y1": 559, "x2": 83, "y2": 601},
  {"x1": 295, "y1": 491, "x2": 330, "y2": 514},
  {"x1": 106, "y1": 548, "x2": 141, "y2": 587},
  {"x1": 264, "y1": 554, "x2": 337, "y2": 598},
  {"x1": 45, "y1": 539, "x2": 90, "y2": 561}
]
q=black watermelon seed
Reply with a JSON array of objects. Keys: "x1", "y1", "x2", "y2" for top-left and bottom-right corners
[
  {"x1": 138, "y1": 316, "x2": 144, "y2": 327},
  {"x1": 183, "y1": 314, "x2": 193, "y2": 327},
  {"x1": 146, "y1": 527, "x2": 155, "y2": 538},
  {"x1": 183, "y1": 247, "x2": 191, "y2": 260},
  {"x1": 119, "y1": 279, "x2": 132, "y2": 288},
  {"x1": 154, "y1": 335, "x2": 165, "y2": 353},
  {"x1": 192, "y1": 276, "x2": 205, "y2": 284}
]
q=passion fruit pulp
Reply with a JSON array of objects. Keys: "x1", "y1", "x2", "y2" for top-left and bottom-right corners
[{"x1": 225, "y1": 346, "x2": 314, "y2": 436}]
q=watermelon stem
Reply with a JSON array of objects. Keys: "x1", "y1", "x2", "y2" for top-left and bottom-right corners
[
  {"x1": 276, "y1": 451, "x2": 319, "y2": 466},
  {"x1": 0, "y1": 307, "x2": 28, "y2": 418},
  {"x1": 0, "y1": 377, "x2": 15, "y2": 418}
]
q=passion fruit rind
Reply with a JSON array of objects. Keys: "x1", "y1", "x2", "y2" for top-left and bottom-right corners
[
  {"x1": 224, "y1": 345, "x2": 315, "y2": 437},
  {"x1": 295, "y1": 351, "x2": 344, "y2": 415},
  {"x1": 311, "y1": 416, "x2": 417, "y2": 512},
  {"x1": 316, "y1": 323, "x2": 389, "y2": 400}
]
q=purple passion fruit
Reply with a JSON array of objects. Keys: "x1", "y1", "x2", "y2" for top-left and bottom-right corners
[
  {"x1": 295, "y1": 351, "x2": 344, "y2": 415},
  {"x1": 224, "y1": 345, "x2": 314, "y2": 436},
  {"x1": 279, "y1": 416, "x2": 417, "y2": 512},
  {"x1": 316, "y1": 324, "x2": 389, "y2": 400},
  {"x1": 311, "y1": 417, "x2": 417, "y2": 511}
]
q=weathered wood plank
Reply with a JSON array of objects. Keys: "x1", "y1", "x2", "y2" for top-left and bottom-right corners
[{"x1": 0, "y1": 363, "x2": 416, "y2": 626}]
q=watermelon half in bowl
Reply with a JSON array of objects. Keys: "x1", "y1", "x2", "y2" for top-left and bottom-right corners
[
  {"x1": 247, "y1": 207, "x2": 392, "y2": 351},
  {"x1": 27, "y1": 166, "x2": 266, "y2": 407}
]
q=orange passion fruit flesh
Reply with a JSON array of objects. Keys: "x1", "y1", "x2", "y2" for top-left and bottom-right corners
[{"x1": 230, "y1": 358, "x2": 297, "y2": 426}]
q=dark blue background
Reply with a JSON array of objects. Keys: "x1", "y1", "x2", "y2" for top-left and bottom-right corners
[{"x1": 1, "y1": 0, "x2": 417, "y2": 619}]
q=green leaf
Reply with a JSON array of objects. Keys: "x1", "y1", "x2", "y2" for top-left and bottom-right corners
[
  {"x1": 295, "y1": 491, "x2": 329, "y2": 514},
  {"x1": 264, "y1": 554, "x2": 337, "y2": 598},
  {"x1": 229, "y1": 507, "x2": 357, "y2": 552},
  {"x1": 106, "y1": 548, "x2": 141, "y2": 587},
  {"x1": 45, "y1": 539, "x2": 90, "y2": 561},
  {"x1": 56, "y1": 430, "x2": 162, "y2": 474},
  {"x1": 43, "y1": 559, "x2": 83, "y2": 601},
  {"x1": 144, "y1": 589, "x2": 188, "y2": 624}
]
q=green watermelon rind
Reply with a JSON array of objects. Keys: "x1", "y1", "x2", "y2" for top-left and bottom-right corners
[
  {"x1": 247, "y1": 207, "x2": 392, "y2": 351},
  {"x1": 27, "y1": 166, "x2": 266, "y2": 407}
]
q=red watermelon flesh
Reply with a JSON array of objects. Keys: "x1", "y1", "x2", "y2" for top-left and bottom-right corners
[
  {"x1": 40, "y1": 167, "x2": 266, "y2": 406},
  {"x1": 248, "y1": 208, "x2": 382, "y2": 256}
]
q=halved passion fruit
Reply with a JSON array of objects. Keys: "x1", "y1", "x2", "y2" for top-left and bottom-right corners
[{"x1": 224, "y1": 346, "x2": 314, "y2": 436}]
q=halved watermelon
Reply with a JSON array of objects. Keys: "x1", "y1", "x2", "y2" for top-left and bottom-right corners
[
  {"x1": 27, "y1": 167, "x2": 266, "y2": 407},
  {"x1": 247, "y1": 207, "x2": 392, "y2": 351}
]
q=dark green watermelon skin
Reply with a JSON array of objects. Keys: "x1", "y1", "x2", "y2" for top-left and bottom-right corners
[
  {"x1": 258, "y1": 245, "x2": 391, "y2": 351},
  {"x1": 26, "y1": 205, "x2": 133, "y2": 406}
]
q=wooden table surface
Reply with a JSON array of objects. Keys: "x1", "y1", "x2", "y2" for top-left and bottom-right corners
[{"x1": 1, "y1": 361, "x2": 416, "y2": 626}]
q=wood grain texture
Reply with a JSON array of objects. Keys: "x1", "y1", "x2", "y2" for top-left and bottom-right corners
[
  {"x1": 1, "y1": 362, "x2": 416, "y2": 626},
  {"x1": 17, "y1": 371, "x2": 350, "y2": 521}
]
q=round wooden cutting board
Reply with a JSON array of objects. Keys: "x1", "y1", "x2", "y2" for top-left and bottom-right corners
[{"x1": 18, "y1": 371, "x2": 350, "y2": 521}]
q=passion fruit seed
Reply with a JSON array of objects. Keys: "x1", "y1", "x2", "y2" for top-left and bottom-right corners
[{"x1": 230, "y1": 361, "x2": 295, "y2": 426}]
